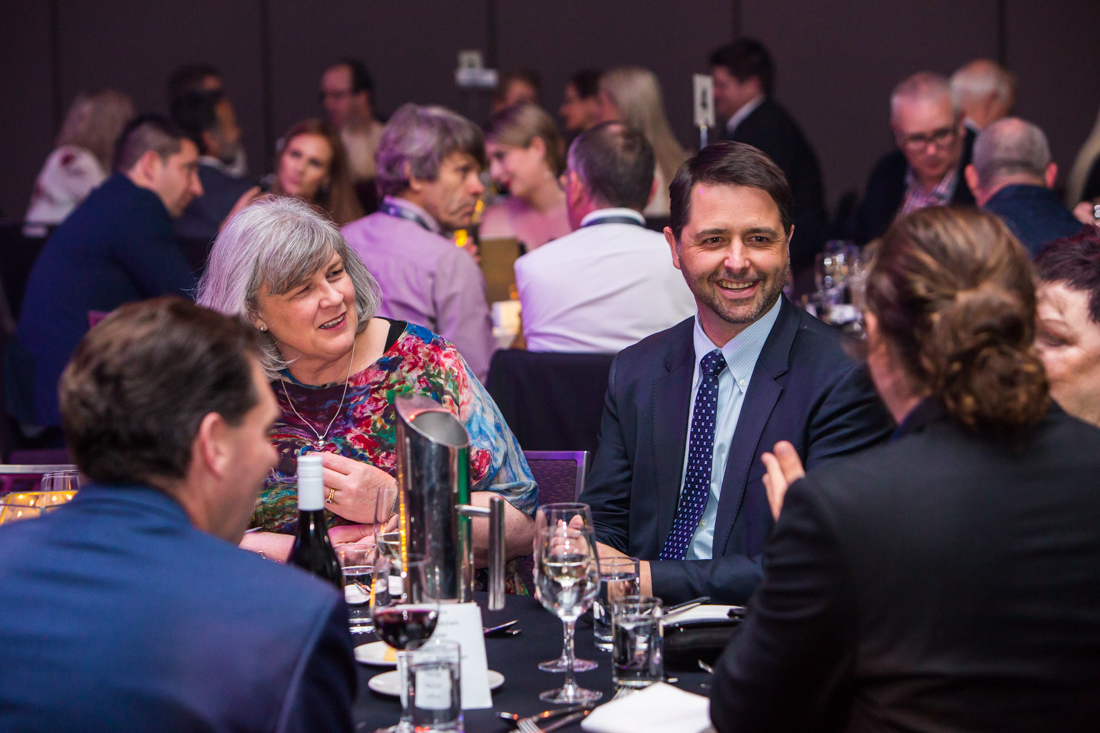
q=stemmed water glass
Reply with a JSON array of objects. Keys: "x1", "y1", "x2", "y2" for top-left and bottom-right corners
[
  {"x1": 534, "y1": 504, "x2": 602, "y2": 704},
  {"x1": 371, "y1": 552, "x2": 441, "y2": 733},
  {"x1": 535, "y1": 503, "x2": 599, "y2": 673}
]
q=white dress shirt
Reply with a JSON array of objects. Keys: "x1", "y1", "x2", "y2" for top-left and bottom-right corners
[
  {"x1": 680, "y1": 297, "x2": 782, "y2": 560},
  {"x1": 515, "y1": 208, "x2": 696, "y2": 353},
  {"x1": 724, "y1": 95, "x2": 765, "y2": 137}
]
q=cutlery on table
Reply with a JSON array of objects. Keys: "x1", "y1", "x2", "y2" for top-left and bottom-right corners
[
  {"x1": 498, "y1": 703, "x2": 588, "y2": 724},
  {"x1": 483, "y1": 619, "x2": 519, "y2": 636},
  {"x1": 698, "y1": 660, "x2": 714, "y2": 674},
  {"x1": 519, "y1": 709, "x2": 591, "y2": 733},
  {"x1": 661, "y1": 596, "x2": 711, "y2": 618}
]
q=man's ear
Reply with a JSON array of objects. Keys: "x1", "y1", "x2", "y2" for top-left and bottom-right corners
[
  {"x1": 1044, "y1": 162, "x2": 1058, "y2": 189},
  {"x1": 404, "y1": 161, "x2": 423, "y2": 193},
  {"x1": 194, "y1": 411, "x2": 231, "y2": 480},
  {"x1": 964, "y1": 164, "x2": 981, "y2": 200},
  {"x1": 135, "y1": 150, "x2": 163, "y2": 183},
  {"x1": 664, "y1": 226, "x2": 682, "y2": 270}
]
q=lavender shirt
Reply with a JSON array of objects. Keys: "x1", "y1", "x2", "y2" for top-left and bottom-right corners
[{"x1": 342, "y1": 197, "x2": 497, "y2": 381}]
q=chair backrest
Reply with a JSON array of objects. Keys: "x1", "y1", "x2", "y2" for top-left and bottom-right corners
[
  {"x1": 519, "y1": 450, "x2": 589, "y2": 593},
  {"x1": 487, "y1": 350, "x2": 614, "y2": 454}
]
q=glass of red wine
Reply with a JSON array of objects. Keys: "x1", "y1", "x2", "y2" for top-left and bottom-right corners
[{"x1": 371, "y1": 552, "x2": 441, "y2": 732}]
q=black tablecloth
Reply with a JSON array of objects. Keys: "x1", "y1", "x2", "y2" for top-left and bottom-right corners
[{"x1": 353, "y1": 593, "x2": 710, "y2": 732}]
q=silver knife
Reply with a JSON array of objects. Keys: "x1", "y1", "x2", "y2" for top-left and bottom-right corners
[
  {"x1": 496, "y1": 703, "x2": 588, "y2": 722},
  {"x1": 540, "y1": 710, "x2": 591, "y2": 732}
]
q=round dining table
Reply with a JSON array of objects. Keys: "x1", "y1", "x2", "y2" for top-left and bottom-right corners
[{"x1": 353, "y1": 592, "x2": 711, "y2": 732}]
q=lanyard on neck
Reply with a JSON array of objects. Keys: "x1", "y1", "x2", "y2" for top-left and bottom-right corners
[
  {"x1": 581, "y1": 215, "x2": 646, "y2": 228},
  {"x1": 380, "y1": 201, "x2": 435, "y2": 233}
]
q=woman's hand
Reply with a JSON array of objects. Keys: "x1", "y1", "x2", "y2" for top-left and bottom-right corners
[
  {"x1": 761, "y1": 441, "x2": 806, "y2": 521},
  {"x1": 329, "y1": 523, "x2": 375, "y2": 546},
  {"x1": 320, "y1": 453, "x2": 396, "y2": 524}
]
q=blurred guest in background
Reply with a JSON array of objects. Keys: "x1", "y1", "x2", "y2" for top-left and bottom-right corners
[
  {"x1": 168, "y1": 63, "x2": 248, "y2": 176},
  {"x1": 271, "y1": 118, "x2": 362, "y2": 226},
  {"x1": 596, "y1": 66, "x2": 687, "y2": 217},
  {"x1": 848, "y1": 72, "x2": 975, "y2": 244},
  {"x1": 480, "y1": 103, "x2": 570, "y2": 251},
  {"x1": 23, "y1": 88, "x2": 133, "y2": 232},
  {"x1": 709, "y1": 39, "x2": 829, "y2": 277},
  {"x1": 1066, "y1": 104, "x2": 1100, "y2": 222},
  {"x1": 578, "y1": 142, "x2": 892, "y2": 605},
  {"x1": 198, "y1": 197, "x2": 536, "y2": 568},
  {"x1": 0, "y1": 297, "x2": 356, "y2": 732},
  {"x1": 965, "y1": 117, "x2": 1083, "y2": 255},
  {"x1": 559, "y1": 69, "x2": 603, "y2": 135},
  {"x1": 1035, "y1": 227, "x2": 1100, "y2": 428},
  {"x1": 717, "y1": 208, "x2": 1100, "y2": 733},
  {"x1": 515, "y1": 121, "x2": 694, "y2": 352},
  {"x1": 12, "y1": 115, "x2": 200, "y2": 435},
  {"x1": 320, "y1": 58, "x2": 384, "y2": 186},
  {"x1": 341, "y1": 104, "x2": 497, "y2": 382},
  {"x1": 492, "y1": 69, "x2": 542, "y2": 114},
  {"x1": 951, "y1": 59, "x2": 1016, "y2": 131},
  {"x1": 170, "y1": 89, "x2": 259, "y2": 250}
]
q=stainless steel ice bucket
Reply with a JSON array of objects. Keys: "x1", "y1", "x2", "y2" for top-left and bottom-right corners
[{"x1": 394, "y1": 394, "x2": 505, "y2": 610}]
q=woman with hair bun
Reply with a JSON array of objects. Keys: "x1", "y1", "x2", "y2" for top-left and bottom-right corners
[{"x1": 710, "y1": 207, "x2": 1100, "y2": 733}]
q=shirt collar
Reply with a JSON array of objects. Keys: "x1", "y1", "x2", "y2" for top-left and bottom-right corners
[
  {"x1": 199, "y1": 155, "x2": 236, "y2": 176},
  {"x1": 382, "y1": 195, "x2": 443, "y2": 234},
  {"x1": 724, "y1": 95, "x2": 766, "y2": 135},
  {"x1": 692, "y1": 296, "x2": 783, "y2": 393},
  {"x1": 903, "y1": 165, "x2": 958, "y2": 202},
  {"x1": 580, "y1": 208, "x2": 646, "y2": 227}
]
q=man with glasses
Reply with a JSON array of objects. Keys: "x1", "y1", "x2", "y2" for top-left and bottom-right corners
[
  {"x1": 847, "y1": 72, "x2": 976, "y2": 244},
  {"x1": 320, "y1": 58, "x2": 384, "y2": 186}
]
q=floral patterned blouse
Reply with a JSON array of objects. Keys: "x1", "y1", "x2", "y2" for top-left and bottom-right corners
[{"x1": 255, "y1": 321, "x2": 538, "y2": 532}]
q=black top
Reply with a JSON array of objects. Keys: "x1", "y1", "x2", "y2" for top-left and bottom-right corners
[
  {"x1": 1083, "y1": 155, "x2": 1100, "y2": 202},
  {"x1": 381, "y1": 318, "x2": 407, "y2": 352},
  {"x1": 711, "y1": 400, "x2": 1100, "y2": 733}
]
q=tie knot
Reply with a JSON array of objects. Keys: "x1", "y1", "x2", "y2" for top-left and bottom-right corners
[{"x1": 700, "y1": 349, "x2": 726, "y2": 378}]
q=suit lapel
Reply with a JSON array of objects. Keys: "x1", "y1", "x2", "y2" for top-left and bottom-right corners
[
  {"x1": 651, "y1": 320, "x2": 695, "y2": 545},
  {"x1": 713, "y1": 298, "x2": 798, "y2": 555}
]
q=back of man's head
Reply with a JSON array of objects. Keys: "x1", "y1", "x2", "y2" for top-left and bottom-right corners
[
  {"x1": 170, "y1": 90, "x2": 223, "y2": 156},
  {"x1": 567, "y1": 121, "x2": 655, "y2": 211},
  {"x1": 59, "y1": 297, "x2": 260, "y2": 488},
  {"x1": 972, "y1": 117, "x2": 1051, "y2": 190},
  {"x1": 112, "y1": 114, "x2": 188, "y2": 174},
  {"x1": 168, "y1": 63, "x2": 221, "y2": 104},
  {"x1": 890, "y1": 72, "x2": 958, "y2": 121},
  {"x1": 708, "y1": 39, "x2": 774, "y2": 96},
  {"x1": 375, "y1": 103, "x2": 486, "y2": 197},
  {"x1": 669, "y1": 141, "x2": 793, "y2": 241}
]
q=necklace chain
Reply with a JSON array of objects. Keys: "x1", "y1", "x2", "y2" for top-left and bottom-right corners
[{"x1": 280, "y1": 339, "x2": 357, "y2": 449}]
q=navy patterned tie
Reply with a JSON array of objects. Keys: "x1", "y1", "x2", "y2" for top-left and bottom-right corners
[{"x1": 660, "y1": 349, "x2": 727, "y2": 561}]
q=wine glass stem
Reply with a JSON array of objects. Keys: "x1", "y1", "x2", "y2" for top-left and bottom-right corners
[{"x1": 562, "y1": 618, "x2": 578, "y2": 695}]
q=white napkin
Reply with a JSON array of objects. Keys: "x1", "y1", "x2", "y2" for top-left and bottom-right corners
[{"x1": 581, "y1": 682, "x2": 714, "y2": 733}]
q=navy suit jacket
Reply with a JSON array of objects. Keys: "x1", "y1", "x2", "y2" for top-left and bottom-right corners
[
  {"x1": 579, "y1": 297, "x2": 894, "y2": 604},
  {"x1": 0, "y1": 485, "x2": 357, "y2": 733},
  {"x1": 983, "y1": 184, "x2": 1084, "y2": 257},
  {"x1": 16, "y1": 174, "x2": 195, "y2": 426}
]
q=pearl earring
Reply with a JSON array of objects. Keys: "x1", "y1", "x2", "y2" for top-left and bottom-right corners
[{"x1": 259, "y1": 325, "x2": 267, "y2": 332}]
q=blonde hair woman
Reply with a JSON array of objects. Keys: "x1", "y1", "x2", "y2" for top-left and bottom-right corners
[
  {"x1": 596, "y1": 67, "x2": 687, "y2": 217},
  {"x1": 481, "y1": 103, "x2": 570, "y2": 251}
]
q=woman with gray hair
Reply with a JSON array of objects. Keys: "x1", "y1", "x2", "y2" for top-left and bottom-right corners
[{"x1": 197, "y1": 195, "x2": 536, "y2": 566}]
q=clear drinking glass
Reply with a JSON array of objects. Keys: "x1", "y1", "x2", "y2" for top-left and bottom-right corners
[
  {"x1": 407, "y1": 638, "x2": 463, "y2": 732},
  {"x1": 371, "y1": 552, "x2": 441, "y2": 733},
  {"x1": 534, "y1": 503, "x2": 598, "y2": 673},
  {"x1": 534, "y1": 516, "x2": 602, "y2": 704},
  {"x1": 336, "y1": 545, "x2": 374, "y2": 634},
  {"x1": 374, "y1": 483, "x2": 403, "y2": 557},
  {"x1": 611, "y1": 595, "x2": 664, "y2": 689},
  {"x1": 38, "y1": 470, "x2": 82, "y2": 507},
  {"x1": 593, "y1": 556, "x2": 640, "y2": 652}
]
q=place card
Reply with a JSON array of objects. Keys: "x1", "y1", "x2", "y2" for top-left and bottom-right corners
[{"x1": 430, "y1": 602, "x2": 493, "y2": 709}]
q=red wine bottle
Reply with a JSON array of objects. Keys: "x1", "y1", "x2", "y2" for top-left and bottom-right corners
[{"x1": 287, "y1": 454, "x2": 342, "y2": 590}]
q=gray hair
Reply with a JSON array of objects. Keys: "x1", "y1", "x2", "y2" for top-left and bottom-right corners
[
  {"x1": 950, "y1": 60, "x2": 1015, "y2": 109},
  {"x1": 567, "y1": 121, "x2": 654, "y2": 211},
  {"x1": 195, "y1": 195, "x2": 382, "y2": 379},
  {"x1": 374, "y1": 103, "x2": 486, "y2": 197},
  {"x1": 972, "y1": 117, "x2": 1051, "y2": 189},
  {"x1": 890, "y1": 71, "x2": 959, "y2": 121}
]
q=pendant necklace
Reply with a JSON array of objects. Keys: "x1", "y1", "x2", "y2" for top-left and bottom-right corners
[{"x1": 281, "y1": 339, "x2": 356, "y2": 450}]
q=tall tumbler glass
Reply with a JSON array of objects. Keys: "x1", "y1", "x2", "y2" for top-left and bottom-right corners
[
  {"x1": 593, "y1": 556, "x2": 640, "y2": 652},
  {"x1": 534, "y1": 503, "x2": 599, "y2": 673}
]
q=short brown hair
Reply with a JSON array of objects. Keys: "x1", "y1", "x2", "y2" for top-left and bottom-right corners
[
  {"x1": 59, "y1": 297, "x2": 262, "y2": 486},
  {"x1": 865, "y1": 207, "x2": 1048, "y2": 432},
  {"x1": 273, "y1": 118, "x2": 364, "y2": 226},
  {"x1": 486, "y1": 102, "x2": 566, "y2": 176},
  {"x1": 669, "y1": 141, "x2": 792, "y2": 241}
]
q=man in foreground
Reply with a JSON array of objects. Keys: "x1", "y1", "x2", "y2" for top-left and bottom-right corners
[
  {"x1": 0, "y1": 298, "x2": 356, "y2": 732},
  {"x1": 578, "y1": 142, "x2": 892, "y2": 604}
]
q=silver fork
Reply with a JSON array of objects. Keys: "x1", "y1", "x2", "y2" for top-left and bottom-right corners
[{"x1": 518, "y1": 710, "x2": 589, "y2": 733}]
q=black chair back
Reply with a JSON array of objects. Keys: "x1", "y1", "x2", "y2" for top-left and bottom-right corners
[{"x1": 0, "y1": 220, "x2": 50, "y2": 322}]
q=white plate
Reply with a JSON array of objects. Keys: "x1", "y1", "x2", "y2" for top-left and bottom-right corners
[
  {"x1": 367, "y1": 669, "x2": 505, "y2": 697},
  {"x1": 355, "y1": 641, "x2": 398, "y2": 667}
]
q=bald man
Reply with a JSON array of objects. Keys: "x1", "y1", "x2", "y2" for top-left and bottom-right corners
[
  {"x1": 951, "y1": 59, "x2": 1016, "y2": 131},
  {"x1": 966, "y1": 117, "x2": 1084, "y2": 256}
]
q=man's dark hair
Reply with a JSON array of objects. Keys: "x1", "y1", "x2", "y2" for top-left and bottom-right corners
[
  {"x1": 494, "y1": 69, "x2": 543, "y2": 103},
  {"x1": 708, "y1": 39, "x2": 775, "y2": 97},
  {"x1": 112, "y1": 113, "x2": 188, "y2": 173},
  {"x1": 569, "y1": 69, "x2": 603, "y2": 100},
  {"x1": 168, "y1": 63, "x2": 221, "y2": 104},
  {"x1": 567, "y1": 121, "x2": 655, "y2": 211},
  {"x1": 669, "y1": 141, "x2": 793, "y2": 240},
  {"x1": 1036, "y1": 226, "x2": 1100, "y2": 324},
  {"x1": 170, "y1": 90, "x2": 224, "y2": 156},
  {"x1": 59, "y1": 297, "x2": 262, "y2": 487},
  {"x1": 333, "y1": 57, "x2": 374, "y2": 95}
]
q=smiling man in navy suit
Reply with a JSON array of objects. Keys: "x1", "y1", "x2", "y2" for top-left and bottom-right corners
[{"x1": 579, "y1": 142, "x2": 893, "y2": 604}]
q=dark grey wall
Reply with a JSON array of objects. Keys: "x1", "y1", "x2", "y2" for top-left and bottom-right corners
[{"x1": 2, "y1": 0, "x2": 1098, "y2": 221}]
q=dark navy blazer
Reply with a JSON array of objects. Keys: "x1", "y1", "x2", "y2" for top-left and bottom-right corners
[
  {"x1": 174, "y1": 162, "x2": 255, "y2": 244},
  {"x1": 16, "y1": 174, "x2": 195, "y2": 427},
  {"x1": 983, "y1": 183, "x2": 1085, "y2": 257},
  {"x1": 579, "y1": 297, "x2": 894, "y2": 604},
  {"x1": 0, "y1": 484, "x2": 356, "y2": 733}
]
